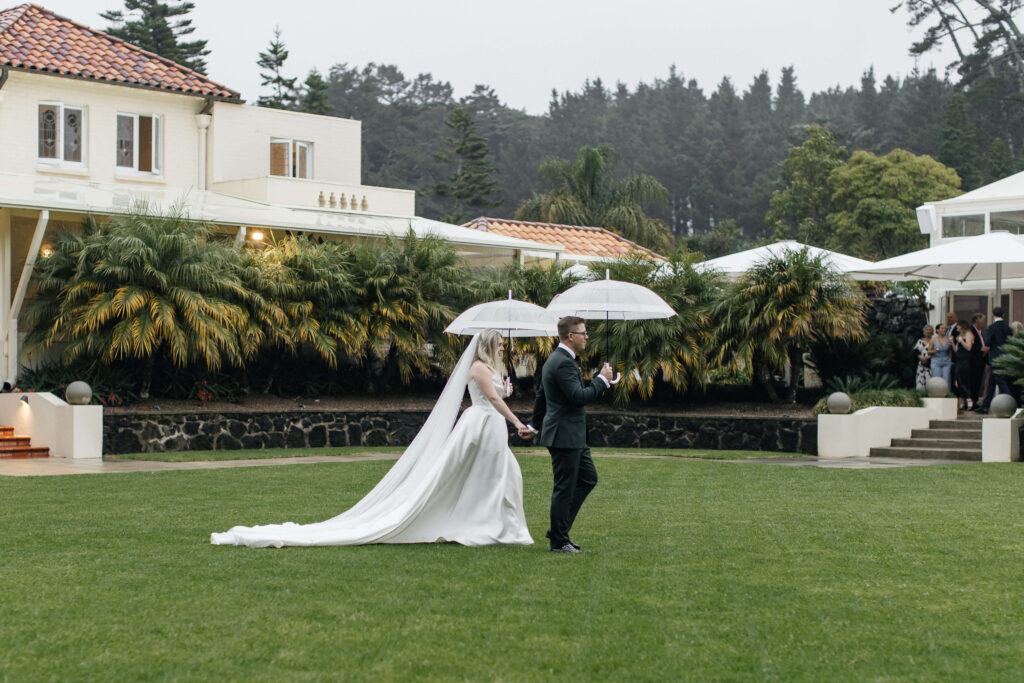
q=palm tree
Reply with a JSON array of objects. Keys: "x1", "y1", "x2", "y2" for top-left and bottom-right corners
[
  {"x1": 710, "y1": 248, "x2": 866, "y2": 403},
  {"x1": 25, "y1": 204, "x2": 251, "y2": 398},
  {"x1": 515, "y1": 145, "x2": 674, "y2": 252}
]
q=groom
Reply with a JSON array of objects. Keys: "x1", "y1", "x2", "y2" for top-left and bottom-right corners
[{"x1": 521, "y1": 316, "x2": 613, "y2": 553}]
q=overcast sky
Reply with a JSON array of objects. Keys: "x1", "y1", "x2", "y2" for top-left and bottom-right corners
[{"x1": 38, "y1": 0, "x2": 955, "y2": 113}]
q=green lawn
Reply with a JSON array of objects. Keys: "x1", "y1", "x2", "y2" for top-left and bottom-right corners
[
  {"x1": 107, "y1": 446, "x2": 803, "y2": 462},
  {"x1": 2, "y1": 457, "x2": 1023, "y2": 680}
]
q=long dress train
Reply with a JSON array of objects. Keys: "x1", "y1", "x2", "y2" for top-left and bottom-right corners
[{"x1": 210, "y1": 335, "x2": 533, "y2": 548}]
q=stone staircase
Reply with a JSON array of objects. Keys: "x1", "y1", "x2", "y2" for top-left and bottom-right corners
[
  {"x1": 0, "y1": 426, "x2": 49, "y2": 459},
  {"x1": 869, "y1": 414, "x2": 983, "y2": 461}
]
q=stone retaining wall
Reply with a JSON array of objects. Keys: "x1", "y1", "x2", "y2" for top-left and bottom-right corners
[{"x1": 103, "y1": 410, "x2": 817, "y2": 455}]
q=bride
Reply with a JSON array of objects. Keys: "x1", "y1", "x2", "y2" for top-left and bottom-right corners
[{"x1": 211, "y1": 329, "x2": 534, "y2": 548}]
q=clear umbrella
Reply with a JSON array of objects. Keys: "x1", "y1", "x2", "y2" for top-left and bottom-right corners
[
  {"x1": 546, "y1": 270, "x2": 677, "y2": 383},
  {"x1": 445, "y1": 291, "x2": 559, "y2": 338}
]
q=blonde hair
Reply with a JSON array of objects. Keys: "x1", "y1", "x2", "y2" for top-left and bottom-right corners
[{"x1": 474, "y1": 329, "x2": 505, "y2": 377}]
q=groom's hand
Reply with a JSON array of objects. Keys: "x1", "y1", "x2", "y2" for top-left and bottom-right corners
[
  {"x1": 518, "y1": 425, "x2": 537, "y2": 439},
  {"x1": 599, "y1": 363, "x2": 614, "y2": 383}
]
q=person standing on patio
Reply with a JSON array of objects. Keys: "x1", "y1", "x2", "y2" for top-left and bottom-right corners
[
  {"x1": 525, "y1": 316, "x2": 613, "y2": 554},
  {"x1": 914, "y1": 324, "x2": 934, "y2": 390},
  {"x1": 952, "y1": 321, "x2": 975, "y2": 411},
  {"x1": 929, "y1": 323, "x2": 953, "y2": 392},
  {"x1": 970, "y1": 313, "x2": 987, "y2": 407},
  {"x1": 978, "y1": 307, "x2": 1012, "y2": 414}
]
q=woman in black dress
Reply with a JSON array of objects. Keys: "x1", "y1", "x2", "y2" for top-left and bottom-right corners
[{"x1": 952, "y1": 320, "x2": 975, "y2": 411}]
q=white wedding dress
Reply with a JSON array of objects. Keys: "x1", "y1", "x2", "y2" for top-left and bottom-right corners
[{"x1": 211, "y1": 335, "x2": 533, "y2": 548}]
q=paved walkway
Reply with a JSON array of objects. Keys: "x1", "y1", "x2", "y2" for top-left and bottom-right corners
[{"x1": 0, "y1": 453, "x2": 972, "y2": 477}]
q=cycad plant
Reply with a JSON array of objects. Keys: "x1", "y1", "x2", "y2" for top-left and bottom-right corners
[
  {"x1": 25, "y1": 205, "x2": 251, "y2": 398},
  {"x1": 710, "y1": 248, "x2": 867, "y2": 403},
  {"x1": 351, "y1": 231, "x2": 468, "y2": 385},
  {"x1": 993, "y1": 332, "x2": 1024, "y2": 391}
]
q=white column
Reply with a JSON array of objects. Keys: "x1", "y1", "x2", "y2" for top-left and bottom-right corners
[
  {"x1": 0, "y1": 209, "x2": 10, "y2": 380},
  {"x1": 9, "y1": 210, "x2": 48, "y2": 383},
  {"x1": 195, "y1": 113, "x2": 212, "y2": 190}
]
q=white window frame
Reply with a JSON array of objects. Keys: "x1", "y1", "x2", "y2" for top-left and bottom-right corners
[
  {"x1": 37, "y1": 101, "x2": 87, "y2": 167},
  {"x1": 269, "y1": 138, "x2": 313, "y2": 179},
  {"x1": 116, "y1": 112, "x2": 163, "y2": 175}
]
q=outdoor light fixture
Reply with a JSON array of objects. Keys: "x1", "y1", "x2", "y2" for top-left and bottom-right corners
[
  {"x1": 251, "y1": 231, "x2": 265, "y2": 241},
  {"x1": 19, "y1": 394, "x2": 28, "y2": 405},
  {"x1": 40, "y1": 245, "x2": 54, "y2": 258}
]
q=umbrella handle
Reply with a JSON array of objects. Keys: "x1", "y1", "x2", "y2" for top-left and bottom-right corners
[{"x1": 609, "y1": 372, "x2": 621, "y2": 385}]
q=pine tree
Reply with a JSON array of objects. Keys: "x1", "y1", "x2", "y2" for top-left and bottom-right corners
[
  {"x1": 101, "y1": 0, "x2": 209, "y2": 74},
  {"x1": 939, "y1": 92, "x2": 981, "y2": 189},
  {"x1": 257, "y1": 27, "x2": 297, "y2": 110},
  {"x1": 983, "y1": 136, "x2": 1015, "y2": 183},
  {"x1": 298, "y1": 69, "x2": 332, "y2": 115},
  {"x1": 430, "y1": 106, "x2": 502, "y2": 225}
]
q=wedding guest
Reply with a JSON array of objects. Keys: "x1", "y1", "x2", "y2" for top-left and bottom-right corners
[
  {"x1": 953, "y1": 321, "x2": 975, "y2": 410},
  {"x1": 969, "y1": 313, "x2": 987, "y2": 407},
  {"x1": 929, "y1": 323, "x2": 953, "y2": 393},
  {"x1": 914, "y1": 324, "x2": 934, "y2": 390},
  {"x1": 978, "y1": 307, "x2": 1013, "y2": 413}
]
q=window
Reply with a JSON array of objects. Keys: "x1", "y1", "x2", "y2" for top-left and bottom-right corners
[
  {"x1": 941, "y1": 214, "x2": 985, "y2": 238},
  {"x1": 992, "y1": 211, "x2": 1024, "y2": 235},
  {"x1": 116, "y1": 113, "x2": 161, "y2": 173},
  {"x1": 270, "y1": 138, "x2": 312, "y2": 178},
  {"x1": 38, "y1": 103, "x2": 85, "y2": 164}
]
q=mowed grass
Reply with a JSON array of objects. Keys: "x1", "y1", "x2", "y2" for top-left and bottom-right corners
[
  {"x1": 2, "y1": 458, "x2": 1024, "y2": 680},
  {"x1": 108, "y1": 446, "x2": 801, "y2": 462}
]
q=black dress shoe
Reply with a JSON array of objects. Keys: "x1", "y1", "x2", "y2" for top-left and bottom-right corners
[
  {"x1": 545, "y1": 529, "x2": 580, "y2": 550},
  {"x1": 976, "y1": 408, "x2": 989, "y2": 414},
  {"x1": 550, "y1": 543, "x2": 579, "y2": 553}
]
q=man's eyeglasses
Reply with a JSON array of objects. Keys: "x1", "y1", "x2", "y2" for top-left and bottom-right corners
[{"x1": 570, "y1": 330, "x2": 589, "y2": 338}]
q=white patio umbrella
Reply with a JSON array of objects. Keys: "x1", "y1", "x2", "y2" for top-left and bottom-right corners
[
  {"x1": 546, "y1": 271, "x2": 677, "y2": 383},
  {"x1": 445, "y1": 291, "x2": 559, "y2": 338},
  {"x1": 696, "y1": 240, "x2": 876, "y2": 280},
  {"x1": 845, "y1": 231, "x2": 1024, "y2": 304}
]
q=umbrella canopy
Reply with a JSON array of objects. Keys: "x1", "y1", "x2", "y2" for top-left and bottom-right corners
[
  {"x1": 846, "y1": 231, "x2": 1024, "y2": 282},
  {"x1": 546, "y1": 273, "x2": 676, "y2": 321},
  {"x1": 697, "y1": 240, "x2": 876, "y2": 280},
  {"x1": 445, "y1": 294, "x2": 559, "y2": 338}
]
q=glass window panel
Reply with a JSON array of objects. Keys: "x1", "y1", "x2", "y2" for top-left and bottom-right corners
[
  {"x1": 296, "y1": 142, "x2": 310, "y2": 178},
  {"x1": 63, "y1": 107, "x2": 82, "y2": 163},
  {"x1": 38, "y1": 105, "x2": 58, "y2": 159},
  {"x1": 992, "y1": 211, "x2": 1024, "y2": 235},
  {"x1": 941, "y1": 214, "x2": 985, "y2": 238},
  {"x1": 138, "y1": 116, "x2": 153, "y2": 173},
  {"x1": 270, "y1": 140, "x2": 289, "y2": 176},
  {"x1": 116, "y1": 115, "x2": 134, "y2": 168},
  {"x1": 152, "y1": 116, "x2": 161, "y2": 172}
]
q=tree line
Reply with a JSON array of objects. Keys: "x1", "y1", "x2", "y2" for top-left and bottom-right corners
[{"x1": 100, "y1": 1, "x2": 1024, "y2": 259}]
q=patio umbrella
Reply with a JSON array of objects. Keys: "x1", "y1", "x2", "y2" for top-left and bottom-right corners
[
  {"x1": 445, "y1": 291, "x2": 558, "y2": 338},
  {"x1": 845, "y1": 231, "x2": 1024, "y2": 305},
  {"x1": 696, "y1": 240, "x2": 876, "y2": 280},
  {"x1": 546, "y1": 271, "x2": 677, "y2": 383}
]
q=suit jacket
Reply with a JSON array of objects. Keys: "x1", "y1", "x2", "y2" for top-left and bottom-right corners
[
  {"x1": 985, "y1": 319, "x2": 1012, "y2": 364},
  {"x1": 531, "y1": 347, "x2": 608, "y2": 449}
]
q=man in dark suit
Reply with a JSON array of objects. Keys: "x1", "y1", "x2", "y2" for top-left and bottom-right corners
[
  {"x1": 523, "y1": 316, "x2": 613, "y2": 553},
  {"x1": 978, "y1": 306, "x2": 1013, "y2": 413}
]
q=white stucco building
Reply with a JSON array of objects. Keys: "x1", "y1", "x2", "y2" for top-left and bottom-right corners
[{"x1": 0, "y1": 3, "x2": 561, "y2": 380}]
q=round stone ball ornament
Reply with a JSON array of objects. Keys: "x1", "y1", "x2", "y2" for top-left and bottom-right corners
[
  {"x1": 925, "y1": 376, "x2": 949, "y2": 398},
  {"x1": 990, "y1": 393, "x2": 1018, "y2": 418},
  {"x1": 826, "y1": 392, "x2": 852, "y2": 414},
  {"x1": 65, "y1": 381, "x2": 92, "y2": 405}
]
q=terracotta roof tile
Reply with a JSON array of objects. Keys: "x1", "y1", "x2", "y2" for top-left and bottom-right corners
[
  {"x1": 463, "y1": 217, "x2": 665, "y2": 261},
  {"x1": 0, "y1": 3, "x2": 240, "y2": 100}
]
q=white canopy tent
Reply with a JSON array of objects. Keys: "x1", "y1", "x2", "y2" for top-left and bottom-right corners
[{"x1": 695, "y1": 240, "x2": 876, "y2": 280}]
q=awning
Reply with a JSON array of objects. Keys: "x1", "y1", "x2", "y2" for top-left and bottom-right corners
[{"x1": 0, "y1": 172, "x2": 562, "y2": 256}]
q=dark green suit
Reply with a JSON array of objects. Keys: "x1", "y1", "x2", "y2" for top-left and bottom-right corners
[{"x1": 531, "y1": 345, "x2": 608, "y2": 549}]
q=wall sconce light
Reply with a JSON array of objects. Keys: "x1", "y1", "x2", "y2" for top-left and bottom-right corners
[
  {"x1": 40, "y1": 245, "x2": 54, "y2": 258},
  {"x1": 251, "y1": 231, "x2": 265, "y2": 241},
  {"x1": 19, "y1": 394, "x2": 28, "y2": 405}
]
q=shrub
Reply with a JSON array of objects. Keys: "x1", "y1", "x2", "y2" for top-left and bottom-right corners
[{"x1": 811, "y1": 388, "x2": 922, "y2": 415}]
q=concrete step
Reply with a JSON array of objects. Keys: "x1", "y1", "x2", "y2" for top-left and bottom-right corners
[
  {"x1": 911, "y1": 428, "x2": 981, "y2": 439},
  {"x1": 0, "y1": 426, "x2": 13, "y2": 436},
  {"x1": 891, "y1": 438, "x2": 983, "y2": 449},
  {"x1": 930, "y1": 419, "x2": 984, "y2": 429},
  {"x1": 869, "y1": 446, "x2": 981, "y2": 461},
  {"x1": 0, "y1": 436, "x2": 32, "y2": 448}
]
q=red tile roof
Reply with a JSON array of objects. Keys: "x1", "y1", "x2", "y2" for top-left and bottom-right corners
[
  {"x1": 0, "y1": 4, "x2": 240, "y2": 100},
  {"x1": 464, "y1": 217, "x2": 665, "y2": 261}
]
